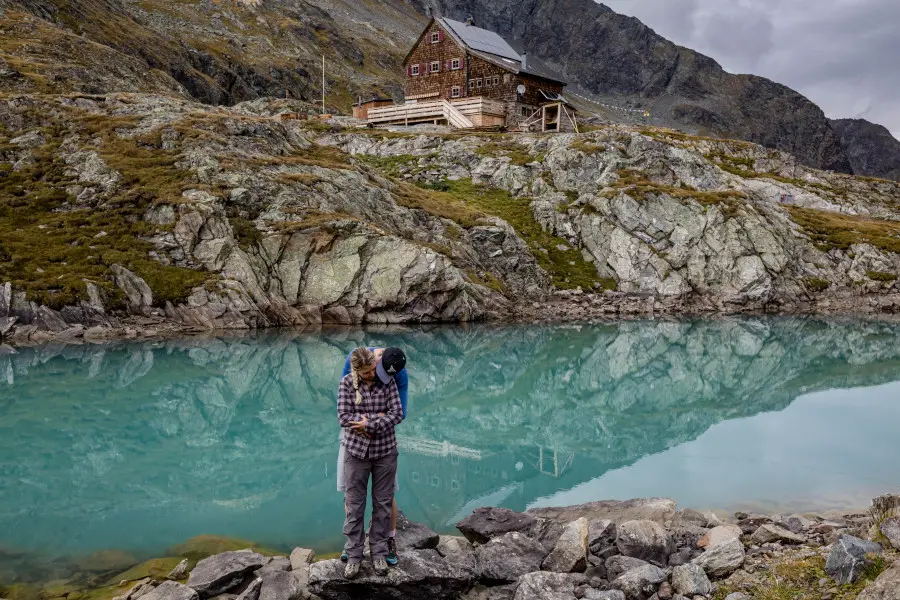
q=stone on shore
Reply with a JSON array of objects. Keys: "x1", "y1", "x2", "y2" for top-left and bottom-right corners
[
  {"x1": 879, "y1": 517, "x2": 900, "y2": 550},
  {"x1": 234, "y1": 578, "x2": 261, "y2": 600},
  {"x1": 141, "y1": 582, "x2": 198, "y2": 600},
  {"x1": 396, "y1": 511, "x2": 440, "y2": 550},
  {"x1": 437, "y1": 535, "x2": 477, "y2": 570},
  {"x1": 825, "y1": 535, "x2": 883, "y2": 584},
  {"x1": 475, "y1": 531, "x2": 548, "y2": 583},
  {"x1": 257, "y1": 572, "x2": 302, "y2": 600},
  {"x1": 256, "y1": 557, "x2": 291, "y2": 575},
  {"x1": 187, "y1": 551, "x2": 267, "y2": 598},
  {"x1": 583, "y1": 592, "x2": 625, "y2": 600},
  {"x1": 616, "y1": 520, "x2": 675, "y2": 567},
  {"x1": 542, "y1": 517, "x2": 589, "y2": 573},
  {"x1": 308, "y1": 549, "x2": 474, "y2": 600},
  {"x1": 512, "y1": 572, "x2": 587, "y2": 600},
  {"x1": 857, "y1": 562, "x2": 900, "y2": 600},
  {"x1": 697, "y1": 525, "x2": 742, "y2": 549},
  {"x1": 168, "y1": 559, "x2": 190, "y2": 580},
  {"x1": 749, "y1": 524, "x2": 806, "y2": 545},
  {"x1": 670, "y1": 564, "x2": 711, "y2": 596},
  {"x1": 457, "y1": 507, "x2": 537, "y2": 544},
  {"x1": 611, "y1": 564, "x2": 667, "y2": 600},
  {"x1": 289, "y1": 549, "x2": 315, "y2": 572},
  {"x1": 606, "y1": 556, "x2": 650, "y2": 582},
  {"x1": 691, "y1": 538, "x2": 745, "y2": 578},
  {"x1": 588, "y1": 520, "x2": 616, "y2": 547},
  {"x1": 460, "y1": 583, "x2": 517, "y2": 600}
]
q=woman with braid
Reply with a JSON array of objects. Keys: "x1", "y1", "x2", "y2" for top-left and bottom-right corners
[{"x1": 337, "y1": 347, "x2": 403, "y2": 579}]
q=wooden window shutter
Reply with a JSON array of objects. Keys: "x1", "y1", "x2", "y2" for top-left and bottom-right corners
[
  {"x1": 438, "y1": 30, "x2": 444, "y2": 42},
  {"x1": 407, "y1": 65, "x2": 411, "y2": 76}
]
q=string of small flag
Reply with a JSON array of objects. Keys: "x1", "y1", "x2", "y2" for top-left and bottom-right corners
[{"x1": 569, "y1": 91, "x2": 651, "y2": 117}]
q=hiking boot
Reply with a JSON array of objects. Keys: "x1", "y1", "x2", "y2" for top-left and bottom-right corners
[
  {"x1": 373, "y1": 557, "x2": 388, "y2": 576},
  {"x1": 340, "y1": 550, "x2": 348, "y2": 562},
  {"x1": 344, "y1": 561, "x2": 360, "y2": 580},
  {"x1": 386, "y1": 537, "x2": 399, "y2": 566}
]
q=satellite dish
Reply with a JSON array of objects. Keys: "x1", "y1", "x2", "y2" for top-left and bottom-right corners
[{"x1": 516, "y1": 84, "x2": 526, "y2": 96}]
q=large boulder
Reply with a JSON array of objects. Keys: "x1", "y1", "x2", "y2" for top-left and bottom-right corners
[
  {"x1": 309, "y1": 549, "x2": 475, "y2": 600},
  {"x1": 697, "y1": 525, "x2": 742, "y2": 549},
  {"x1": 512, "y1": 572, "x2": 587, "y2": 600},
  {"x1": 879, "y1": 517, "x2": 900, "y2": 551},
  {"x1": 749, "y1": 524, "x2": 805, "y2": 545},
  {"x1": 611, "y1": 565, "x2": 666, "y2": 600},
  {"x1": 542, "y1": 518, "x2": 589, "y2": 573},
  {"x1": 691, "y1": 538, "x2": 745, "y2": 578},
  {"x1": 142, "y1": 582, "x2": 199, "y2": 600},
  {"x1": 396, "y1": 511, "x2": 440, "y2": 550},
  {"x1": 857, "y1": 562, "x2": 900, "y2": 600},
  {"x1": 475, "y1": 532, "x2": 548, "y2": 583},
  {"x1": 458, "y1": 508, "x2": 537, "y2": 544},
  {"x1": 288, "y1": 548, "x2": 314, "y2": 590},
  {"x1": 187, "y1": 551, "x2": 268, "y2": 598},
  {"x1": 110, "y1": 264, "x2": 153, "y2": 309},
  {"x1": 825, "y1": 535, "x2": 883, "y2": 584},
  {"x1": 671, "y1": 564, "x2": 711, "y2": 596},
  {"x1": 615, "y1": 520, "x2": 675, "y2": 567},
  {"x1": 460, "y1": 583, "x2": 517, "y2": 600},
  {"x1": 605, "y1": 556, "x2": 649, "y2": 582},
  {"x1": 256, "y1": 572, "x2": 302, "y2": 600}
]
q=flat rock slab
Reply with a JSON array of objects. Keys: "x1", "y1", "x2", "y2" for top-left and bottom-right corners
[
  {"x1": 691, "y1": 538, "x2": 745, "y2": 579},
  {"x1": 750, "y1": 524, "x2": 805, "y2": 545},
  {"x1": 457, "y1": 507, "x2": 537, "y2": 544},
  {"x1": 396, "y1": 511, "x2": 439, "y2": 550},
  {"x1": 826, "y1": 535, "x2": 883, "y2": 584},
  {"x1": 475, "y1": 531, "x2": 548, "y2": 583},
  {"x1": 257, "y1": 571, "x2": 302, "y2": 600},
  {"x1": 611, "y1": 564, "x2": 666, "y2": 600},
  {"x1": 513, "y1": 572, "x2": 587, "y2": 600},
  {"x1": 142, "y1": 582, "x2": 199, "y2": 600},
  {"x1": 606, "y1": 556, "x2": 649, "y2": 582},
  {"x1": 309, "y1": 549, "x2": 475, "y2": 600},
  {"x1": 188, "y1": 551, "x2": 267, "y2": 598},
  {"x1": 697, "y1": 525, "x2": 742, "y2": 549}
]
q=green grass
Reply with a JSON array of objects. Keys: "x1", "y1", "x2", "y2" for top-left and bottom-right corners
[
  {"x1": 803, "y1": 277, "x2": 831, "y2": 292},
  {"x1": 571, "y1": 139, "x2": 606, "y2": 154},
  {"x1": 475, "y1": 139, "x2": 534, "y2": 166},
  {"x1": 866, "y1": 270, "x2": 898, "y2": 282},
  {"x1": 787, "y1": 206, "x2": 900, "y2": 254}
]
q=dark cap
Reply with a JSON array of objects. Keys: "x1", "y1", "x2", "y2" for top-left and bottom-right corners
[{"x1": 376, "y1": 347, "x2": 406, "y2": 384}]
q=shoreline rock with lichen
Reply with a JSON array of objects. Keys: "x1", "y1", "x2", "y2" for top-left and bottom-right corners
[{"x1": 2, "y1": 93, "x2": 900, "y2": 346}]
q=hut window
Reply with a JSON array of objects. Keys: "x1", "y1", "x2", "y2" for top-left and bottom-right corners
[
  {"x1": 475, "y1": 78, "x2": 483, "y2": 88},
  {"x1": 493, "y1": 75, "x2": 501, "y2": 86},
  {"x1": 431, "y1": 32, "x2": 440, "y2": 44},
  {"x1": 430, "y1": 61, "x2": 440, "y2": 73},
  {"x1": 451, "y1": 58, "x2": 461, "y2": 70},
  {"x1": 451, "y1": 86, "x2": 461, "y2": 98},
  {"x1": 410, "y1": 65, "x2": 420, "y2": 76}
]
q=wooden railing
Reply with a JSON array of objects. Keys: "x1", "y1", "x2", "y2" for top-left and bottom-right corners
[{"x1": 367, "y1": 96, "x2": 507, "y2": 128}]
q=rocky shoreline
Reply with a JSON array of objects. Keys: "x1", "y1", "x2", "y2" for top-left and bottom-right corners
[{"x1": 48, "y1": 494, "x2": 900, "y2": 600}]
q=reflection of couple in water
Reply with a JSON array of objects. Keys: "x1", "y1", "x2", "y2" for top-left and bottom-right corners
[{"x1": 335, "y1": 346, "x2": 408, "y2": 579}]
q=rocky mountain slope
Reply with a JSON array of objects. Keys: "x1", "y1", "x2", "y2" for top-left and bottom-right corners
[
  {"x1": 831, "y1": 118, "x2": 900, "y2": 183},
  {"x1": 1, "y1": 0, "x2": 898, "y2": 180},
  {"x1": 1, "y1": 93, "x2": 900, "y2": 342}
]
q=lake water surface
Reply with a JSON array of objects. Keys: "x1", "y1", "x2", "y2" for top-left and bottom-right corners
[{"x1": 2, "y1": 317, "x2": 900, "y2": 580}]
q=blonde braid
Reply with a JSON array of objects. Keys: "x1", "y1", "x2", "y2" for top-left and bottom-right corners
[{"x1": 349, "y1": 347, "x2": 375, "y2": 406}]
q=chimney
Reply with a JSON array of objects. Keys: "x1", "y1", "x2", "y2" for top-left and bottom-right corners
[
  {"x1": 521, "y1": 53, "x2": 527, "y2": 70},
  {"x1": 465, "y1": 15, "x2": 474, "y2": 26}
]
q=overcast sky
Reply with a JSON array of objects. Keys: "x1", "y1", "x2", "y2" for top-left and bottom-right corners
[{"x1": 603, "y1": 0, "x2": 900, "y2": 139}]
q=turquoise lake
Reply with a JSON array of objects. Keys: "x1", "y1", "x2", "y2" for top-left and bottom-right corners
[{"x1": 2, "y1": 317, "x2": 900, "y2": 581}]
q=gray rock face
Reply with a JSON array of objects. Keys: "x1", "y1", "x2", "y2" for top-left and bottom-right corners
[
  {"x1": 879, "y1": 517, "x2": 900, "y2": 550},
  {"x1": 458, "y1": 507, "x2": 538, "y2": 544},
  {"x1": 831, "y1": 118, "x2": 900, "y2": 182},
  {"x1": 187, "y1": 551, "x2": 268, "y2": 598},
  {"x1": 257, "y1": 571, "x2": 302, "y2": 600},
  {"x1": 857, "y1": 562, "x2": 900, "y2": 600},
  {"x1": 584, "y1": 592, "x2": 626, "y2": 600},
  {"x1": 513, "y1": 572, "x2": 587, "y2": 600},
  {"x1": 110, "y1": 264, "x2": 154, "y2": 310},
  {"x1": 289, "y1": 549, "x2": 315, "y2": 572},
  {"x1": 825, "y1": 535, "x2": 883, "y2": 584},
  {"x1": 691, "y1": 538, "x2": 745, "y2": 578},
  {"x1": 437, "y1": 535, "x2": 477, "y2": 570},
  {"x1": 396, "y1": 511, "x2": 440, "y2": 550},
  {"x1": 670, "y1": 564, "x2": 711, "y2": 596},
  {"x1": 309, "y1": 550, "x2": 475, "y2": 600},
  {"x1": 616, "y1": 520, "x2": 675, "y2": 567},
  {"x1": 475, "y1": 531, "x2": 548, "y2": 583},
  {"x1": 606, "y1": 556, "x2": 650, "y2": 582},
  {"x1": 611, "y1": 564, "x2": 667, "y2": 600},
  {"x1": 256, "y1": 557, "x2": 291, "y2": 575},
  {"x1": 750, "y1": 524, "x2": 806, "y2": 545},
  {"x1": 141, "y1": 582, "x2": 199, "y2": 600},
  {"x1": 542, "y1": 517, "x2": 589, "y2": 573}
]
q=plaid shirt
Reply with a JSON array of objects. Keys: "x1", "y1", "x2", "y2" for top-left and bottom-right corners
[{"x1": 337, "y1": 374, "x2": 403, "y2": 460}]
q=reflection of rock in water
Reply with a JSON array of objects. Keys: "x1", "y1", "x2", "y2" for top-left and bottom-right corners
[{"x1": 1, "y1": 318, "x2": 900, "y2": 578}]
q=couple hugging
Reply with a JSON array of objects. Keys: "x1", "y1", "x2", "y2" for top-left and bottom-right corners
[{"x1": 336, "y1": 346, "x2": 409, "y2": 580}]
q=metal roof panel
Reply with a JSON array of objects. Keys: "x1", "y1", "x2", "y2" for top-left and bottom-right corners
[{"x1": 440, "y1": 17, "x2": 523, "y2": 62}]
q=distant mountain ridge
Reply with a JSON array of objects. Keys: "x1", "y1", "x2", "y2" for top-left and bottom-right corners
[{"x1": 1, "y1": 0, "x2": 898, "y2": 180}]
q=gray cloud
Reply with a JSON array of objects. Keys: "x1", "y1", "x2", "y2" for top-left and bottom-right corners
[{"x1": 603, "y1": 0, "x2": 900, "y2": 135}]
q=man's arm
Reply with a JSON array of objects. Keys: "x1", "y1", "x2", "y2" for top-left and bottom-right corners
[
  {"x1": 337, "y1": 377, "x2": 363, "y2": 428},
  {"x1": 396, "y1": 368, "x2": 408, "y2": 420},
  {"x1": 365, "y1": 380, "x2": 403, "y2": 434}
]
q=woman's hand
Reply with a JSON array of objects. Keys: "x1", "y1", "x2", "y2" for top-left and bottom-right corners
[{"x1": 349, "y1": 415, "x2": 369, "y2": 436}]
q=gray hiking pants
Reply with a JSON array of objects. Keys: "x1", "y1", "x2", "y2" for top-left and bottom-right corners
[{"x1": 342, "y1": 449, "x2": 398, "y2": 562}]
